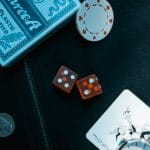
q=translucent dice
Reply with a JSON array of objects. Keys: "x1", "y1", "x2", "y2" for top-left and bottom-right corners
[
  {"x1": 52, "y1": 66, "x2": 78, "y2": 94},
  {"x1": 76, "y1": 74, "x2": 103, "y2": 100},
  {"x1": 52, "y1": 66, "x2": 103, "y2": 100}
]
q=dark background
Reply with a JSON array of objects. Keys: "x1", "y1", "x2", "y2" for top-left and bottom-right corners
[{"x1": 0, "y1": 0, "x2": 150, "y2": 149}]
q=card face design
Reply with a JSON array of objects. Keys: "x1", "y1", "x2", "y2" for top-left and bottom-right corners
[
  {"x1": 86, "y1": 90, "x2": 150, "y2": 150},
  {"x1": 0, "y1": 0, "x2": 80, "y2": 66}
]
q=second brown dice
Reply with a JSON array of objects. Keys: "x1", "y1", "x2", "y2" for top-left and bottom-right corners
[
  {"x1": 76, "y1": 74, "x2": 103, "y2": 100},
  {"x1": 52, "y1": 66, "x2": 78, "y2": 94}
]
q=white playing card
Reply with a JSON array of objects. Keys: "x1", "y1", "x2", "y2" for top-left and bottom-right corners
[{"x1": 86, "y1": 89, "x2": 150, "y2": 150}]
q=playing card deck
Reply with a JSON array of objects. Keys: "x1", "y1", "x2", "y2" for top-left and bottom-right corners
[{"x1": 0, "y1": 0, "x2": 80, "y2": 67}]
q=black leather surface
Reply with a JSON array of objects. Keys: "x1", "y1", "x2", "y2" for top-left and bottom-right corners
[{"x1": 0, "y1": 0, "x2": 150, "y2": 149}]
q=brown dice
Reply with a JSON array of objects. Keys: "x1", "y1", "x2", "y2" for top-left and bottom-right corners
[
  {"x1": 52, "y1": 66, "x2": 78, "y2": 94},
  {"x1": 76, "y1": 74, "x2": 103, "y2": 100}
]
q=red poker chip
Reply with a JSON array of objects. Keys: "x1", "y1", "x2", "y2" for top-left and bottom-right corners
[{"x1": 76, "y1": 0, "x2": 114, "y2": 42}]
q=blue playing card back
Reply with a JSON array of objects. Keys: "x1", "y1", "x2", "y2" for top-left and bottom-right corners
[{"x1": 0, "y1": 0, "x2": 80, "y2": 67}]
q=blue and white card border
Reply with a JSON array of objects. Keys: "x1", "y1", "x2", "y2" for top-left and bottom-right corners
[{"x1": 48, "y1": 0, "x2": 77, "y2": 25}]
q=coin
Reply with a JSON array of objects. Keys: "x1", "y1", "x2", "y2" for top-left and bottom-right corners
[{"x1": 0, "y1": 113, "x2": 15, "y2": 137}]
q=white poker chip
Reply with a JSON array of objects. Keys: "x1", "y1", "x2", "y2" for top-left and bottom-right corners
[{"x1": 76, "y1": 0, "x2": 114, "y2": 42}]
